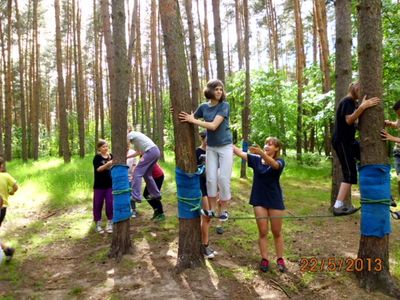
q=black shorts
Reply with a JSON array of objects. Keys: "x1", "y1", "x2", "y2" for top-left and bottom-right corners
[
  {"x1": 200, "y1": 172, "x2": 207, "y2": 197},
  {"x1": 332, "y1": 140, "x2": 360, "y2": 184}
]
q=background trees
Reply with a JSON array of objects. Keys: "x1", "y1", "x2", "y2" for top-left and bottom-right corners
[{"x1": 0, "y1": 0, "x2": 397, "y2": 163}]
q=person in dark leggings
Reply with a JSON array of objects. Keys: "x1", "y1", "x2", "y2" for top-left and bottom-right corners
[
  {"x1": 331, "y1": 82, "x2": 380, "y2": 216},
  {"x1": 143, "y1": 163, "x2": 165, "y2": 221}
]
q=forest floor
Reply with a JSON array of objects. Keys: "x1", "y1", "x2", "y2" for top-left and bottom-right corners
[{"x1": 0, "y1": 157, "x2": 400, "y2": 299}]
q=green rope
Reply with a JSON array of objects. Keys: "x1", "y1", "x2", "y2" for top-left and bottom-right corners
[
  {"x1": 177, "y1": 196, "x2": 202, "y2": 211},
  {"x1": 112, "y1": 188, "x2": 131, "y2": 195},
  {"x1": 360, "y1": 198, "x2": 391, "y2": 205}
]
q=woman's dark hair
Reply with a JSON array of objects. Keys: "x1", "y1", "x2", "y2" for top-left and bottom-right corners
[{"x1": 204, "y1": 79, "x2": 226, "y2": 102}]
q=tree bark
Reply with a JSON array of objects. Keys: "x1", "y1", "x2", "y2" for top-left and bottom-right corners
[
  {"x1": 4, "y1": 0, "x2": 13, "y2": 161},
  {"x1": 240, "y1": 0, "x2": 250, "y2": 179},
  {"x1": 14, "y1": 0, "x2": 28, "y2": 161},
  {"x1": 203, "y1": 0, "x2": 210, "y2": 82},
  {"x1": 108, "y1": 0, "x2": 132, "y2": 260},
  {"x1": 235, "y1": 0, "x2": 244, "y2": 70},
  {"x1": 356, "y1": 0, "x2": 399, "y2": 295},
  {"x1": 212, "y1": 0, "x2": 225, "y2": 83},
  {"x1": 331, "y1": 0, "x2": 352, "y2": 207},
  {"x1": 159, "y1": 0, "x2": 204, "y2": 272},
  {"x1": 294, "y1": 0, "x2": 305, "y2": 162},
  {"x1": 55, "y1": 0, "x2": 71, "y2": 163}
]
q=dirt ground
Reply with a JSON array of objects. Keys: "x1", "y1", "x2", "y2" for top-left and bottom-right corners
[{"x1": 1, "y1": 195, "x2": 399, "y2": 299}]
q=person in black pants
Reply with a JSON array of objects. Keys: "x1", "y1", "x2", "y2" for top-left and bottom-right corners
[{"x1": 331, "y1": 82, "x2": 380, "y2": 216}]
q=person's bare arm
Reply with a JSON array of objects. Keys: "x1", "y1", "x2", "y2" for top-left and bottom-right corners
[
  {"x1": 233, "y1": 145, "x2": 248, "y2": 161},
  {"x1": 178, "y1": 112, "x2": 224, "y2": 131},
  {"x1": 345, "y1": 96, "x2": 380, "y2": 125}
]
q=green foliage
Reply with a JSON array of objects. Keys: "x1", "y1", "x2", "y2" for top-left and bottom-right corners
[
  {"x1": 383, "y1": 1, "x2": 400, "y2": 119},
  {"x1": 300, "y1": 152, "x2": 322, "y2": 167},
  {"x1": 226, "y1": 69, "x2": 297, "y2": 147}
]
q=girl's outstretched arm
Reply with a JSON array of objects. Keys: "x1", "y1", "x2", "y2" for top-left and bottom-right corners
[
  {"x1": 178, "y1": 111, "x2": 224, "y2": 131},
  {"x1": 233, "y1": 145, "x2": 248, "y2": 161}
]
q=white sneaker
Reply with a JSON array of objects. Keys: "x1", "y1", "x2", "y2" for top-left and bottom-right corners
[
  {"x1": 96, "y1": 222, "x2": 104, "y2": 234},
  {"x1": 105, "y1": 221, "x2": 113, "y2": 233}
]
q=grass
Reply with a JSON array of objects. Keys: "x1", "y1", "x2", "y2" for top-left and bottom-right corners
[{"x1": 0, "y1": 151, "x2": 399, "y2": 297}]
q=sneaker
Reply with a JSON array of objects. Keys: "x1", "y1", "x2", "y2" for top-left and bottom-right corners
[
  {"x1": 153, "y1": 213, "x2": 166, "y2": 222},
  {"x1": 277, "y1": 258, "x2": 287, "y2": 273},
  {"x1": 203, "y1": 245, "x2": 215, "y2": 259},
  {"x1": 219, "y1": 211, "x2": 229, "y2": 222},
  {"x1": 333, "y1": 205, "x2": 360, "y2": 216},
  {"x1": 105, "y1": 221, "x2": 113, "y2": 233},
  {"x1": 96, "y1": 222, "x2": 104, "y2": 234},
  {"x1": 4, "y1": 247, "x2": 15, "y2": 262},
  {"x1": 200, "y1": 209, "x2": 216, "y2": 218},
  {"x1": 391, "y1": 197, "x2": 397, "y2": 207},
  {"x1": 260, "y1": 258, "x2": 269, "y2": 272},
  {"x1": 216, "y1": 226, "x2": 224, "y2": 234},
  {"x1": 131, "y1": 210, "x2": 137, "y2": 218}
]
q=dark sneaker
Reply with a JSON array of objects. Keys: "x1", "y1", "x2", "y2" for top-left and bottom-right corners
[
  {"x1": 131, "y1": 210, "x2": 137, "y2": 218},
  {"x1": 391, "y1": 197, "x2": 397, "y2": 207},
  {"x1": 200, "y1": 209, "x2": 215, "y2": 218},
  {"x1": 4, "y1": 247, "x2": 15, "y2": 262},
  {"x1": 203, "y1": 245, "x2": 215, "y2": 259},
  {"x1": 260, "y1": 258, "x2": 269, "y2": 272},
  {"x1": 277, "y1": 258, "x2": 287, "y2": 273},
  {"x1": 219, "y1": 211, "x2": 229, "y2": 222},
  {"x1": 153, "y1": 213, "x2": 166, "y2": 222},
  {"x1": 333, "y1": 205, "x2": 360, "y2": 216},
  {"x1": 215, "y1": 226, "x2": 224, "y2": 234}
]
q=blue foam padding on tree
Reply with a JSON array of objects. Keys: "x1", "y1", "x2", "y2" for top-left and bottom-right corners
[
  {"x1": 176, "y1": 167, "x2": 201, "y2": 219},
  {"x1": 242, "y1": 141, "x2": 249, "y2": 152},
  {"x1": 111, "y1": 164, "x2": 132, "y2": 223},
  {"x1": 360, "y1": 203, "x2": 391, "y2": 237},
  {"x1": 359, "y1": 164, "x2": 391, "y2": 237}
]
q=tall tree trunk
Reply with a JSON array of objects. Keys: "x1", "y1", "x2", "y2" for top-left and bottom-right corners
[
  {"x1": 32, "y1": 0, "x2": 40, "y2": 160},
  {"x1": 356, "y1": 0, "x2": 400, "y2": 295},
  {"x1": 212, "y1": 0, "x2": 225, "y2": 83},
  {"x1": 150, "y1": 0, "x2": 164, "y2": 160},
  {"x1": 159, "y1": 0, "x2": 203, "y2": 272},
  {"x1": 4, "y1": 0, "x2": 13, "y2": 160},
  {"x1": 240, "y1": 0, "x2": 250, "y2": 178},
  {"x1": 74, "y1": 2, "x2": 85, "y2": 158},
  {"x1": 55, "y1": 0, "x2": 71, "y2": 163},
  {"x1": 314, "y1": 0, "x2": 332, "y2": 157},
  {"x1": 14, "y1": 0, "x2": 28, "y2": 161},
  {"x1": 93, "y1": 0, "x2": 100, "y2": 144},
  {"x1": 184, "y1": 0, "x2": 200, "y2": 112},
  {"x1": 235, "y1": 0, "x2": 244, "y2": 70},
  {"x1": 108, "y1": 0, "x2": 132, "y2": 260},
  {"x1": 128, "y1": 0, "x2": 137, "y2": 127},
  {"x1": 100, "y1": 0, "x2": 116, "y2": 120},
  {"x1": 294, "y1": 0, "x2": 305, "y2": 162},
  {"x1": 203, "y1": 0, "x2": 211, "y2": 82},
  {"x1": 331, "y1": 0, "x2": 352, "y2": 207}
]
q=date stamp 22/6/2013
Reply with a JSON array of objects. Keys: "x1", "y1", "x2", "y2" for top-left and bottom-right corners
[{"x1": 299, "y1": 257, "x2": 383, "y2": 272}]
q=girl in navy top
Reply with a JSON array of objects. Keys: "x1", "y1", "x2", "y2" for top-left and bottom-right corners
[{"x1": 233, "y1": 137, "x2": 286, "y2": 273}]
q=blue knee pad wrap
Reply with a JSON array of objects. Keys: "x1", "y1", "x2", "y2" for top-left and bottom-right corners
[
  {"x1": 111, "y1": 164, "x2": 132, "y2": 223},
  {"x1": 359, "y1": 164, "x2": 391, "y2": 237},
  {"x1": 176, "y1": 167, "x2": 202, "y2": 219}
]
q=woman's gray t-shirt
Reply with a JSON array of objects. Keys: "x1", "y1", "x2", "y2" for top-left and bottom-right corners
[{"x1": 194, "y1": 101, "x2": 233, "y2": 147}]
